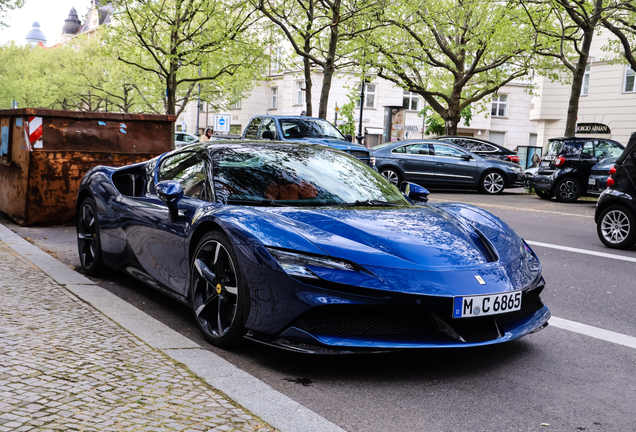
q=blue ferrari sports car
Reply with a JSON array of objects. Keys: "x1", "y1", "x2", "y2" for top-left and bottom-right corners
[{"x1": 76, "y1": 141, "x2": 550, "y2": 353}]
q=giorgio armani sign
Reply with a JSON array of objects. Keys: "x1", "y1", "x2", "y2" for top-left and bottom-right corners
[{"x1": 576, "y1": 123, "x2": 611, "y2": 134}]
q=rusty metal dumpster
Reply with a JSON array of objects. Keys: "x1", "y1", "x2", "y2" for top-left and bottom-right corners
[{"x1": 0, "y1": 108, "x2": 176, "y2": 226}]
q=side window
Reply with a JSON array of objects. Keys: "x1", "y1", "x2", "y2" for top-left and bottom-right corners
[
  {"x1": 581, "y1": 141, "x2": 595, "y2": 157},
  {"x1": 258, "y1": 118, "x2": 277, "y2": 139},
  {"x1": 244, "y1": 118, "x2": 262, "y2": 139},
  {"x1": 403, "y1": 144, "x2": 431, "y2": 155},
  {"x1": 432, "y1": 143, "x2": 468, "y2": 158},
  {"x1": 158, "y1": 152, "x2": 210, "y2": 200},
  {"x1": 595, "y1": 140, "x2": 624, "y2": 159},
  {"x1": 392, "y1": 146, "x2": 406, "y2": 154},
  {"x1": 176, "y1": 134, "x2": 184, "y2": 141}
]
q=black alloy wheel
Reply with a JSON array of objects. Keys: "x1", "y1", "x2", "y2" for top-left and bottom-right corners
[
  {"x1": 77, "y1": 197, "x2": 105, "y2": 276},
  {"x1": 597, "y1": 205, "x2": 636, "y2": 249},
  {"x1": 535, "y1": 190, "x2": 554, "y2": 200},
  {"x1": 380, "y1": 167, "x2": 401, "y2": 186},
  {"x1": 554, "y1": 177, "x2": 581, "y2": 203},
  {"x1": 479, "y1": 171, "x2": 505, "y2": 194},
  {"x1": 190, "y1": 231, "x2": 247, "y2": 347}
]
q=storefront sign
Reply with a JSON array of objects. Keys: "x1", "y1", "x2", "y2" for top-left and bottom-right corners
[{"x1": 576, "y1": 123, "x2": 611, "y2": 134}]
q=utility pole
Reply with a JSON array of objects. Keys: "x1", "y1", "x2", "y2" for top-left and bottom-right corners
[{"x1": 356, "y1": 78, "x2": 367, "y2": 146}]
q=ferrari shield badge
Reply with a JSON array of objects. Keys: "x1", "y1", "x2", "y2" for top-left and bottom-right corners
[{"x1": 474, "y1": 275, "x2": 486, "y2": 285}]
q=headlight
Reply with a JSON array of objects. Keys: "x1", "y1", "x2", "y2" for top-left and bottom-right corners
[
  {"x1": 370, "y1": 156, "x2": 376, "y2": 166},
  {"x1": 267, "y1": 248, "x2": 357, "y2": 279},
  {"x1": 509, "y1": 166, "x2": 523, "y2": 174}
]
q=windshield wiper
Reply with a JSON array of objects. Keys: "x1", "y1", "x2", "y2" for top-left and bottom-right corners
[
  {"x1": 226, "y1": 199, "x2": 290, "y2": 207},
  {"x1": 337, "y1": 200, "x2": 401, "y2": 207}
]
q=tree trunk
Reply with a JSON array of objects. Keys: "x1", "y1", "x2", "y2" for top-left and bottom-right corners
[
  {"x1": 564, "y1": 0, "x2": 602, "y2": 137},
  {"x1": 317, "y1": 2, "x2": 340, "y2": 119},
  {"x1": 443, "y1": 91, "x2": 461, "y2": 135},
  {"x1": 303, "y1": 39, "x2": 313, "y2": 116},
  {"x1": 564, "y1": 33, "x2": 593, "y2": 137}
]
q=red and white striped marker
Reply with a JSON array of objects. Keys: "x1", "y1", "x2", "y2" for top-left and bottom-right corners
[{"x1": 28, "y1": 116, "x2": 43, "y2": 149}]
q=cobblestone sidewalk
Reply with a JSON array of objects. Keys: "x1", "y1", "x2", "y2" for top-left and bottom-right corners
[{"x1": 0, "y1": 240, "x2": 276, "y2": 432}]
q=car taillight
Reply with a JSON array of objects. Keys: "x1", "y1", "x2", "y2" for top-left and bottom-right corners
[
  {"x1": 607, "y1": 177, "x2": 615, "y2": 187},
  {"x1": 507, "y1": 155, "x2": 520, "y2": 163},
  {"x1": 609, "y1": 166, "x2": 616, "y2": 175},
  {"x1": 555, "y1": 156, "x2": 566, "y2": 167}
]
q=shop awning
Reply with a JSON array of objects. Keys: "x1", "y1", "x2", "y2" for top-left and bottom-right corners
[{"x1": 365, "y1": 127, "x2": 385, "y2": 135}]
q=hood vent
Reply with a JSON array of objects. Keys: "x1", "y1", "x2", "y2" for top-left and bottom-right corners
[{"x1": 472, "y1": 226, "x2": 498, "y2": 263}]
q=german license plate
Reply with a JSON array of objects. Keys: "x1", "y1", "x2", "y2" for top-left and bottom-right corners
[
  {"x1": 453, "y1": 292, "x2": 522, "y2": 318},
  {"x1": 588, "y1": 178, "x2": 596, "y2": 186},
  {"x1": 541, "y1": 161, "x2": 550, "y2": 167}
]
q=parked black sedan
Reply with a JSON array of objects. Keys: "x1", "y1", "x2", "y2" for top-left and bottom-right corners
[
  {"x1": 373, "y1": 140, "x2": 525, "y2": 194},
  {"x1": 532, "y1": 137, "x2": 624, "y2": 202},
  {"x1": 595, "y1": 134, "x2": 636, "y2": 249},
  {"x1": 438, "y1": 136, "x2": 520, "y2": 164}
]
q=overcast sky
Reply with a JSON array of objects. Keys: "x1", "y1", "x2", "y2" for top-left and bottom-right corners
[{"x1": 0, "y1": 0, "x2": 94, "y2": 46}]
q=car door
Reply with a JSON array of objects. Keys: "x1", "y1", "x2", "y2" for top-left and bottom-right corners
[
  {"x1": 120, "y1": 151, "x2": 210, "y2": 296},
  {"x1": 390, "y1": 143, "x2": 436, "y2": 184},
  {"x1": 431, "y1": 142, "x2": 478, "y2": 186}
]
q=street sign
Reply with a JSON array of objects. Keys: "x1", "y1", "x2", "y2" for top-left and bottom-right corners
[{"x1": 213, "y1": 114, "x2": 231, "y2": 133}]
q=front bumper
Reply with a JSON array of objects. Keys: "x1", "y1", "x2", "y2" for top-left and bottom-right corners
[{"x1": 506, "y1": 171, "x2": 526, "y2": 188}]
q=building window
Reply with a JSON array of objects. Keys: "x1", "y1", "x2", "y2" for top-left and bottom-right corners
[
  {"x1": 581, "y1": 63, "x2": 591, "y2": 95},
  {"x1": 356, "y1": 83, "x2": 376, "y2": 109},
  {"x1": 231, "y1": 100, "x2": 241, "y2": 110},
  {"x1": 295, "y1": 81, "x2": 305, "y2": 105},
  {"x1": 271, "y1": 47, "x2": 283, "y2": 73},
  {"x1": 625, "y1": 65, "x2": 635, "y2": 93},
  {"x1": 491, "y1": 94, "x2": 508, "y2": 117},
  {"x1": 270, "y1": 87, "x2": 278, "y2": 109},
  {"x1": 402, "y1": 90, "x2": 420, "y2": 111}
]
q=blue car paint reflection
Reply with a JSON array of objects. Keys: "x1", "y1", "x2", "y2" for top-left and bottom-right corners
[{"x1": 77, "y1": 141, "x2": 550, "y2": 353}]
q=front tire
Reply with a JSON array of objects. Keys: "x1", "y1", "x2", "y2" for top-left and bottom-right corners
[
  {"x1": 535, "y1": 190, "x2": 554, "y2": 200},
  {"x1": 479, "y1": 171, "x2": 505, "y2": 194},
  {"x1": 77, "y1": 197, "x2": 105, "y2": 276},
  {"x1": 380, "y1": 167, "x2": 402, "y2": 186},
  {"x1": 554, "y1": 177, "x2": 581, "y2": 203},
  {"x1": 597, "y1": 205, "x2": 636, "y2": 249},
  {"x1": 190, "y1": 231, "x2": 247, "y2": 347}
]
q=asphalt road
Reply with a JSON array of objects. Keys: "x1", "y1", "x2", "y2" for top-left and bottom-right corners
[{"x1": 4, "y1": 189, "x2": 636, "y2": 432}]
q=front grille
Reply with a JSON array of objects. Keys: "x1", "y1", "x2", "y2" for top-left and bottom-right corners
[
  {"x1": 299, "y1": 306, "x2": 437, "y2": 336},
  {"x1": 293, "y1": 289, "x2": 545, "y2": 343},
  {"x1": 349, "y1": 150, "x2": 369, "y2": 158}
]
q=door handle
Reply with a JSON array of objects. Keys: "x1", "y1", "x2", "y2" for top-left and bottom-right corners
[{"x1": 436, "y1": 162, "x2": 444, "y2": 166}]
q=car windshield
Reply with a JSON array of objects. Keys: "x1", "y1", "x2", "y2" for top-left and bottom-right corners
[
  {"x1": 212, "y1": 146, "x2": 410, "y2": 206},
  {"x1": 279, "y1": 118, "x2": 346, "y2": 141}
]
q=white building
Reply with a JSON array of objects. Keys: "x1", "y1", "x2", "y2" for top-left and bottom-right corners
[
  {"x1": 531, "y1": 30, "x2": 636, "y2": 146},
  {"x1": 177, "y1": 46, "x2": 537, "y2": 150}
]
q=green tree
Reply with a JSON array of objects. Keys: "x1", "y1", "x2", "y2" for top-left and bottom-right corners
[
  {"x1": 252, "y1": 0, "x2": 385, "y2": 119},
  {"x1": 107, "y1": 0, "x2": 269, "y2": 119},
  {"x1": 362, "y1": 0, "x2": 537, "y2": 135},
  {"x1": 521, "y1": 0, "x2": 624, "y2": 136}
]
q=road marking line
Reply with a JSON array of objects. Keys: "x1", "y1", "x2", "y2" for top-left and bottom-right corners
[
  {"x1": 526, "y1": 240, "x2": 636, "y2": 263},
  {"x1": 550, "y1": 317, "x2": 636, "y2": 349},
  {"x1": 431, "y1": 198, "x2": 593, "y2": 218}
]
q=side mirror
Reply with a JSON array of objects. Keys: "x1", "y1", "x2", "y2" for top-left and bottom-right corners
[
  {"x1": 460, "y1": 154, "x2": 472, "y2": 161},
  {"x1": 156, "y1": 180, "x2": 183, "y2": 222},
  {"x1": 344, "y1": 134, "x2": 353, "y2": 142},
  {"x1": 399, "y1": 181, "x2": 430, "y2": 203},
  {"x1": 262, "y1": 130, "x2": 275, "y2": 140}
]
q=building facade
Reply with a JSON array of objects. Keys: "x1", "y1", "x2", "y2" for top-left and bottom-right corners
[{"x1": 177, "y1": 46, "x2": 537, "y2": 150}]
